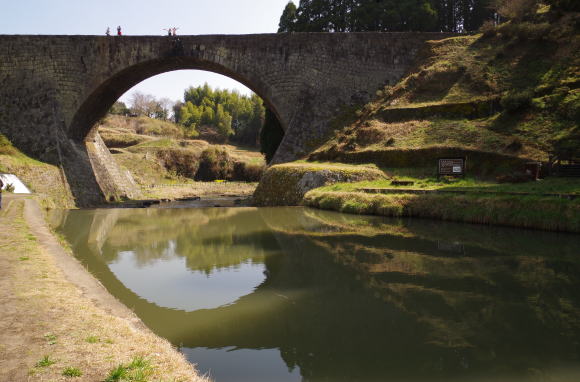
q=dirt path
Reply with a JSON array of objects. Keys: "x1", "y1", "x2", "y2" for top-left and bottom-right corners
[{"x1": 0, "y1": 195, "x2": 209, "y2": 381}]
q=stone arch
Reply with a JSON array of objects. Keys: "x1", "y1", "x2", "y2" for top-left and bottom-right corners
[
  {"x1": 0, "y1": 33, "x2": 456, "y2": 206},
  {"x1": 65, "y1": 54, "x2": 289, "y2": 206},
  {"x1": 69, "y1": 56, "x2": 286, "y2": 142}
]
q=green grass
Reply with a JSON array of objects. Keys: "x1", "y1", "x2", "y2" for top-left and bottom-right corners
[
  {"x1": 313, "y1": 15, "x2": 579, "y2": 168},
  {"x1": 44, "y1": 333, "x2": 57, "y2": 345},
  {"x1": 85, "y1": 336, "x2": 100, "y2": 344},
  {"x1": 129, "y1": 138, "x2": 176, "y2": 149},
  {"x1": 104, "y1": 357, "x2": 154, "y2": 382},
  {"x1": 62, "y1": 367, "x2": 82, "y2": 377},
  {"x1": 304, "y1": 189, "x2": 580, "y2": 232},
  {"x1": 319, "y1": 172, "x2": 580, "y2": 195},
  {"x1": 0, "y1": 137, "x2": 76, "y2": 208},
  {"x1": 35, "y1": 355, "x2": 56, "y2": 368}
]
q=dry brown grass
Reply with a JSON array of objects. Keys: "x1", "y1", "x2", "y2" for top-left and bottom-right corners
[
  {"x1": 142, "y1": 181, "x2": 258, "y2": 200},
  {"x1": 0, "y1": 154, "x2": 75, "y2": 209},
  {"x1": 0, "y1": 197, "x2": 210, "y2": 381}
]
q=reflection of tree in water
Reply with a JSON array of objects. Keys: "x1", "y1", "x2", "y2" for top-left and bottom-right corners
[
  {"x1": 98, "y1": 208, "x2": 273, "y2": 273},
  {"x1": 54, "y1": 207, "x2": 580, "y2": 381},
  {"x1": 265, "y1": 208, "x2": 580, "y2": 377}
]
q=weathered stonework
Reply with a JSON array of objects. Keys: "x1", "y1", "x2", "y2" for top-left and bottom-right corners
[
  {"x1": 0, "y1": 33, "x2": 452, "y2": 205},
  {"x1": 253, "y1": 162, "x2": 386, "y2": 206}
]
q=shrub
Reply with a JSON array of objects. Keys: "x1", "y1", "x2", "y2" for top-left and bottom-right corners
[
  {"x1": 480, "y1": 20, "x2": 498, "y2": 38},
  {"x1": 156, "y1": 149, "x2": 200, "y2": 179},
  {"x1": 546, "y1": 0, "x2": 580, "y2": 11},
  {"x1": 500, "y1": 90, "x2": 534, "y2": 112},
  {"x1": 62, "y1": 367, "x2": 82, "y2": 377},
  {"x1": 497, "y1": 21, "x2": 551, "y2": 40},
  {"x1": 505, "y1": 139, "x2": 523, "y2": 152},
  {"x1": 233, "y1": 161, "x2": 266, "y2": 182},
  {"x1": 355, "y1": 126, "x2": 388, "y2": 146},
  {"x1": 560, "y1": 89, "x2": 580, "y2": 121},
  {"x1": 35, "y1": 355, "x2": 56, "y2": 368},
  {"x1": 195, "y1": 146, "x2": 234, "y2": 181},
  {"x1": 493, "y1": 0, "x2": 539, "y2": 21},
  {"x1": 516, "y1": 22, "x2": 551, "y2": 40},
  {"x1": 135, "y1": 116, "x2": 182, "y2": 138}
]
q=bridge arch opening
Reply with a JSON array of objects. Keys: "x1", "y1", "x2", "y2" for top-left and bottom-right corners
[
  {"x1": 69, "y1": 57, "x2": 286, "y2": 157},
  {"x1": 71, "y1": 62, "x2": 287, "y2": 202}
]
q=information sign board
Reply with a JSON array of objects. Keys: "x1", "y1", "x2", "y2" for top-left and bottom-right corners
[{"x1": 438, "y1": 158, "x2": 465, "y2": 177}]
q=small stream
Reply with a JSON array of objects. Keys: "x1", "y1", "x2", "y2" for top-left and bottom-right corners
[{"x1": 50, "y1": 206, "x2": 580, "y2": 382}]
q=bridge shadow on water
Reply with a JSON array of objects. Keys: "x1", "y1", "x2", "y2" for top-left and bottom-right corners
[{"x1": 50, "y1": 206, "x2": 580, "y2": 381}]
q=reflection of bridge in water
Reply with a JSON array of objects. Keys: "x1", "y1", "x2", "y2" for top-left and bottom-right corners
[{"x1": 53, "y1": 207, "x2": 580, "y2": 381}]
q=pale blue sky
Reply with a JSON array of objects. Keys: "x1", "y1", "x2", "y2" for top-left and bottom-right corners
[{"x1": 0, "y1": 0, "x2": 295, "y2": 104}]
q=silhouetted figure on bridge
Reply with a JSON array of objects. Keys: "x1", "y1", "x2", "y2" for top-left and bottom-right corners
[
  {"x1": 105, "y1": 27, "x2": 110, "y2": 36},
  {"x1": 117, "y1": 26, "x2": 122, "y2": 36}
]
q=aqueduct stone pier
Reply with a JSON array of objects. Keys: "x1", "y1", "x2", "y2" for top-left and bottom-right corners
[{"x1": 0, "y1": 33, "x2": 450, "y2": 206}]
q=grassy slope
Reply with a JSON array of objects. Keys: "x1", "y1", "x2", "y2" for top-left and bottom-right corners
[
  {"x1": 99, "y1": 115, "x2": 265, "y2": 194},
  {"x1": 312, "y1": 11, "x2": 579, "y2": 168},
  {"x1": 0, "y1": 135, "x2": 75, "y2": 209},
  {"x1": 0, "y1": 198, "x2": 208, "y2": 381},
  {"x1": 304, "y1": 188, "x2": 580, "y2": 232},
  {"x1": 295, "y1": 11, "x2": 580, "y2": 230},
  {"x1": 318, "y1": 176, "x2": 580, "y2": 195}
]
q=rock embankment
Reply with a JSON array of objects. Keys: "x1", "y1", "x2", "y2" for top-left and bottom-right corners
[{"x1": 253, "y1": 162, "x2": 385, "y2": 206}]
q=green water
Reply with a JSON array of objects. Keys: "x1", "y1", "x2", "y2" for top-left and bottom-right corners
[{"x1": 50, "y1": 206, "x2": 580, "y2": 382}]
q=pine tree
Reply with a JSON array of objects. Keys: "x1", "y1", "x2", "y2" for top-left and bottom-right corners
[
  {"x1": 278, "y1": 1, "x2": 298, "y2": 32},
  {"x1": 283, "y1": 0, "x2": 498, "y2": 33}
]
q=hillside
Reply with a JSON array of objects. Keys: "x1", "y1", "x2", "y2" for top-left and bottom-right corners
[
  {"x1": 0, "y1": 134, "x2": 75, "y2": 208},
  {"x1": 97, "y1": 115, "x2": 266, "y2": 199},
  {"x1": 310, "y1": 11, "x2": 579, "y2": 175}
]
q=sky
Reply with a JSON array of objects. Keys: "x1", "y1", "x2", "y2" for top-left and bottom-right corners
[{"x1": 0, "y1": 0, "x2": 294, "y2": 104}]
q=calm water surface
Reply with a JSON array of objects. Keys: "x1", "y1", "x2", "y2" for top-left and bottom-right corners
[{"x1": 50, "y1": 206, "x2": 580, "y2": 382}]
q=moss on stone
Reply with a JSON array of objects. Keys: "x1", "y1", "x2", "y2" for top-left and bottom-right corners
[{"x1": 253, "y1": 162, "x2": 386, "y2": 206}]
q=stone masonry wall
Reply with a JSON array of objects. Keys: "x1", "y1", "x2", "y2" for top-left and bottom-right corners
[{"x1": 0, "y1": 33, "x2": 453, "y2": 205}]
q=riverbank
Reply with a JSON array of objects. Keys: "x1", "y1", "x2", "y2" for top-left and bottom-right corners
[
  {"x1": 0, "y1": 194, "x2": 209, "y2": 381},
  {"x1": 252, "y1": 162, "x2": 580, "y2": 233},
  {"x1": 304, "y1": 187, "x2": 580, "y2": 233}
]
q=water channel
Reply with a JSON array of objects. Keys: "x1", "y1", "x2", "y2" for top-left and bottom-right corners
[{"x1": 49, "y1": 205, "x2": 580, "y2": 382}]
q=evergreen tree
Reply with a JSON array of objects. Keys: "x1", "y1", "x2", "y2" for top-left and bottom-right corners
[
  {"x1": 285, "y1": 0, "x2": 500, "y2": 33},
  {"x1": 109, "y1": 101, "x2": 130, "y2": 116},
  {"x1": 279, "y1": 1, "x2": 298, "y2": 32}
]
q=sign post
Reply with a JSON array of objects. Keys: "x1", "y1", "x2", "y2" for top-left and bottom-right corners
[{"x1": 438, "y1": 158, "x2": 466, "y2": 178}]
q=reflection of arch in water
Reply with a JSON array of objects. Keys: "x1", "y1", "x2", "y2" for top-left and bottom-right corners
[{"x1": 55, "y1": 206, "x2": 580, "y2": 381}]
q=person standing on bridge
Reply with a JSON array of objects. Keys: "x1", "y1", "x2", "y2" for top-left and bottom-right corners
[
  {"x1": 106, "y1": 27, "x2": 110, "y2": 36},
  {"x1": 117, "y1": 26, "x2": 122, "y2": 36},
  {"x1": 172, "y1": 27, "x2": 179, "y2": 36}
]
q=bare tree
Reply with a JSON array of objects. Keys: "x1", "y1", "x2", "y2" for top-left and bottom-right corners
[
  {"x1": 157, "y1": 97, "x2": 174, "y2": 120},
  {"x1": 129, "y1": 91, "x2": 157, "y2": 117}
]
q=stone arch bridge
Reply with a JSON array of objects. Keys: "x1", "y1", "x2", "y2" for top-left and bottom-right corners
[{"x1": 0, "y1": 33, "x2": 450, "y2": 206}]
